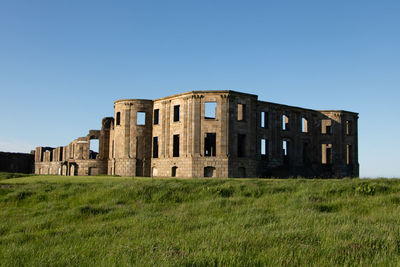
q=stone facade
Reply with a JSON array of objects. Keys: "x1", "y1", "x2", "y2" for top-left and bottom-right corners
[
  {"x1": 35, "y1": 90, "x2": 359, "y2": 178},
  {"x1": 0, "y1": 151, "x2": 35, "y2": 174}
]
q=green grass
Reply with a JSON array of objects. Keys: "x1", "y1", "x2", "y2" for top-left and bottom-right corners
[
  {"x1": 0, "y1": 172, "x2": 35, "y2": 181},
  {"x1": 1, "y1": 175, "x2": 400, "y2": 266}
]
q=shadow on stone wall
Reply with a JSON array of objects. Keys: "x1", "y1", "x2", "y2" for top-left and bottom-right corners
[{"x1": 0, "y1": 151, "x2": 35, "y2": 174}]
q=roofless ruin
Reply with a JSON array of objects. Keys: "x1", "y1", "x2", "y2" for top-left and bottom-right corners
[{"x1": 35, "y1": 90, "x2": 359, "y2": 178}]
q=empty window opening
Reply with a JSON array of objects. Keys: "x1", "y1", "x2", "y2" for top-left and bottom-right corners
[
  {"x1": 174, "y1": 105, "x2": 180, "y2": 122},
  {"x1": 302, "y1": 118, "x2": 308, "y2": 133},
  {"x1": 171, "y1": 166, "x2": 178, "y2": 177},
  {"x1": 153, "y1": 137, "x2": 159, "y2": 158},
  {"x1": 261, "y1": 138, "x2": 268, "y2": 160},
  {"x1": 321, "y1": 119, "x2": 332, "y2": 135},
  {"x1": 322, "y1": 144, "x2": 333, "y2": 164},
  {"x1": 238, "y1": 134, "x2": 246, "y2": 157},
  {"x1": 346, "y1": 120, "x2": 352, "y2": 135},
  {"x1": 116, "y1": 112, "x2": 121, "y2": 126},
  {"x1": 261, "y1": 139, "x2": 266, "y2": 155},
  {"x1": 205, "y1": 102, "x2": 217, "y2": 119},
  {"x1": 89, "y1": 139, "x2": 99, "y2": 159},
  {"x1": 261, "y1": 111, "x2": 268, "y2": 128},
  {"x1": 283, "y1": 140, "x2": 289, "y2": 163},
  {"x1": 59, "y1": 147, "x2": 63, "y2": 161},
  {"x1": 346, "y1": 144, "x2": 352, "y2": 165},
  {"x1": 238, "y1": 103, "x2": 245, "y2": 121},
  {"x1": 282, "y1": 115, "x2": 289, "y2": 130},
  {"x1": 154, "y1": 109, "x2": 159, "y2": 125},
  {"x1": 204, "y1": 166, "x2": 216, "y2": 178},
  {"x1": 173, "y1": 134, "x2": 180, "y2": 157},
  {"x1": 204, "y1": 133, "x2": 216, "y2": 157},
  {"x1": 283, "y1": 140, "x2": 288, "y2": 156},
  {"x1": 137, "y1": 112, "x2": 146, "y2": 125}
]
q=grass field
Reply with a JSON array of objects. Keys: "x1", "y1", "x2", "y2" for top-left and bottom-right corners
[{"x1": 1, "y1": 173, "x2": 400, "y2": 266}]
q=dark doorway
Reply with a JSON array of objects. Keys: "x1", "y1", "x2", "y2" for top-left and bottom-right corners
[
  {"x1": 171, "y1": 166, "x2": 177, "y2": 177},
  {"x1": 204, "y1": 166, "x2": 216, "y2": 177}
]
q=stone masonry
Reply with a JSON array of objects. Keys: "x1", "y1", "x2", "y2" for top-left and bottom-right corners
[{"x1": 35, "y1": 90, "x2": 359, "y2": 178}]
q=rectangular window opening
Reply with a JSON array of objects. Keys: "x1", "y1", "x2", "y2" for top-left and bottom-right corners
[
  {"x1": 238, "y1": 104, "x2": 245, "y2": 121},
  {"x1": 282, "y1": 115, "x2": 289, "y2": 130},
  {"x1": 89, "y1": 139, "x2": 99, "y2": 159},
  {"x1": 322, "y1": 144, "x2": 333, "y2": 164},
  {"x1": 282, "y1": 140, "x2": 288, "y2": 156},
  {"x1": 153, "y1": 137, "x2": 159, "y2": 158},
  {"x1": 261, "y1": 138, "x2": 268, "y2": 160},
  {"x1": 346, "y1": 120, "x2": 352, "y2": 135},
  {"x1": 261, "y1": 139, "x2": 266, "y2": 155},
  {"x1": 205, "y1": 102, "x2": 217, "y2": 119},
  {"x1": 154, "y1": 109, "x2": 159, "y2": 125},
  {"x1": 116, "y1": 112, "x2": 121, "y2": 126},
  {"x1": 173, "y1": 134, "x2": 180, "y2": 157},
  {"x1": 137, "y1": 112, "x2": 146, "y2": 125},
  {"x1": 204, "y1": 133, "x2": 216, "y2": 156},
  {"x1": 283, "y1": 140, "x2": 289, "y2": 164},
  {"x1": 261, "y1": 112, "x2": 266, "y2": 128},
  {"x1": 302, "y1": 117, "x2": 308, "y2": 133},
  {"x1": 321, "y1": 119, "x2": 332, "y2": 135},
  {"x1": 238, "y1": 134, "x2": 246, "y2": 157},
  {"x1": 174, "y1": 105, "x2": 180, "y2": 122},
  {"x1": 346, "y1": 144, "x2": 352, "y2": 165},
  {"x1": 59, "y1": 147, "x2": 63, "y2": 161}
]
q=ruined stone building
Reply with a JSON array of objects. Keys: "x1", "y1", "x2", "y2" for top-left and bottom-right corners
[{"x1": 35, "y1": 90, "x2": 359, "y2": 178}]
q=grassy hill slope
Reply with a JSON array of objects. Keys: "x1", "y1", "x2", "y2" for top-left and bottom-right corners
[{"x1": 1, "y1": 175, "x2": 400, "y2": 266}]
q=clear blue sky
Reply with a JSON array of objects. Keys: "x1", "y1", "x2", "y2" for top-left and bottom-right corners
[{"x1": 1, "y1": 0, "x2": 399, "y2": 177}]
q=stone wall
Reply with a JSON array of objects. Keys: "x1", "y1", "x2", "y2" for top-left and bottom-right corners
[
  {"x1": 34, "y1": 117, "x2": 113, "y2": 176},
  {"x1": 0, "y1": 151, "x2": 35, "y2": 174}
]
